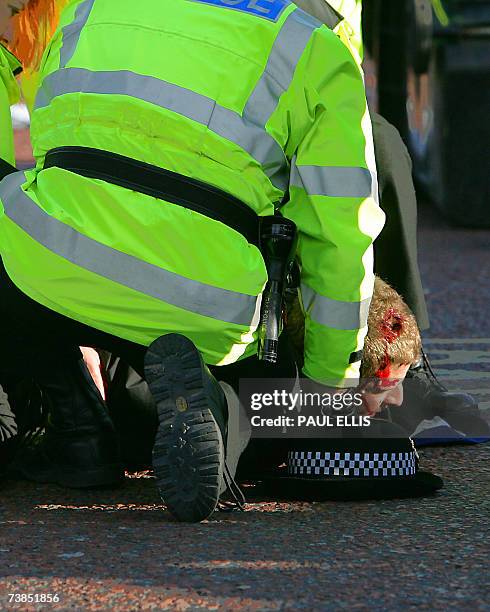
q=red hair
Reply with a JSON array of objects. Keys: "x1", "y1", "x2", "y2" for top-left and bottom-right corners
[{"x1": 9, "y1": 0, "x2": 70, "y2": 70}]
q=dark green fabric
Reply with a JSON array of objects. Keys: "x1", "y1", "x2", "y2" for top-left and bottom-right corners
[{"x1": 372, "y1": 113, "x2": 430, "y2": 330}]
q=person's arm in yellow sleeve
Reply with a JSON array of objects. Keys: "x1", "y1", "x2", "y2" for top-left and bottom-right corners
[{"x1": 281, "y1": 23, "x2": 385, "y2": 388}]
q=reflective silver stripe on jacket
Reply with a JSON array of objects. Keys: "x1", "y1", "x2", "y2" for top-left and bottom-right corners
[
  {"x1": 34, "y1": 68, "x2": 289, "y2": 191},
  {"x1": 302, "y1": 283, "x2": 371, "y2": 330},
  {"x1": 243, "y1": 8, "x2": 322, "y2": 128},
  {"x1": 59, "y1": 0, "x2": 95, "y2": 68},
  {"x1": 291, "y1": 162, "x2": 375, "y2": 198},
  {"x1": 0, "y1": 172, "x2": 260, "y2": 327}
]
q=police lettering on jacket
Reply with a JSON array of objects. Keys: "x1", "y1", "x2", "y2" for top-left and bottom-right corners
[{"x1": 192, "y1": 0, "x2": 289, "y2": 22}]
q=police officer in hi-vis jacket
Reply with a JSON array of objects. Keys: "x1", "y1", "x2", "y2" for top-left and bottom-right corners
[{"x1": 0, "y1": 0, "x2": 386, "y2": 522}]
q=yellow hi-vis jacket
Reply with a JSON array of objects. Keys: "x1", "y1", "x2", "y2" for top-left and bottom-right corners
[
  {"x1": 329, "y1": 0, "x2": 363, "y2": 59},
  {"x1": 0, "y1": 44, "x2": 21, "y2": 166},
  {"x1": 0, "y1": 0, "x2": 384, "y2": 387}
]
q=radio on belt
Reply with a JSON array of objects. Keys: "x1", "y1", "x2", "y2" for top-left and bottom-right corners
[{"x1": 258, "y1": 214, "x2": 297, "y2": 363}]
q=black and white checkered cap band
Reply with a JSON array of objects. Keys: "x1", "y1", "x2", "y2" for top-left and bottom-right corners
[{"x1": 288, "y1": 451, "x2": 417, "y2": 478}]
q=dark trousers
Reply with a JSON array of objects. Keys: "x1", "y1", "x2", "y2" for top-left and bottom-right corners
[
  {"x1": 0, "y1": 257, "x2": 148, "y2": 464},
  {"x1": 100, "y1": 332, "x2": 297, "y2": 469},
  {"x1": 0, "y1": 255, "x2": 297, "y2": 467},
  {"x1": 0, "y1": 258, "x2": 149, "y2": 462},
  {"x1": 372, "y1": 113, "x2": 430, "y2": 330}
]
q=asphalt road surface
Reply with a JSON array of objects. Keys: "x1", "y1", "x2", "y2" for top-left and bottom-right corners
[{"x1": 1, "y1": 205, "x2": 489, "y2": 611}]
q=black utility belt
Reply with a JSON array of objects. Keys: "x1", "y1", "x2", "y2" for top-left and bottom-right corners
[{"x1": 43, "y1": 146, "x2": 261, "y2": 248}]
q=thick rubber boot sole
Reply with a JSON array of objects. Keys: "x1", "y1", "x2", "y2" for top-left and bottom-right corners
[{"x1": 145, "y1": 334, "x2": 224, "y2": 523}]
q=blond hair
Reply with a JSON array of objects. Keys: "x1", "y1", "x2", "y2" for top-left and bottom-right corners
[
  {"x1": 285, "y1": 276, "x2": 421, "y2": 378},
  {"x1": 361, "y1": 277, "x2": 421, "y2": 377}
]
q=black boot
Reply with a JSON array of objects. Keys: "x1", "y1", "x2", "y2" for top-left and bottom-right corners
[
  {"x1": 404, "y1": 349, "x2": 486, "y2": 434},
  {"x1": 13, "y1": 356, "x2": 124, "y2": 488},
  {"x1": 145, "y1": 334, "x2": 249, "y2": 523}
]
